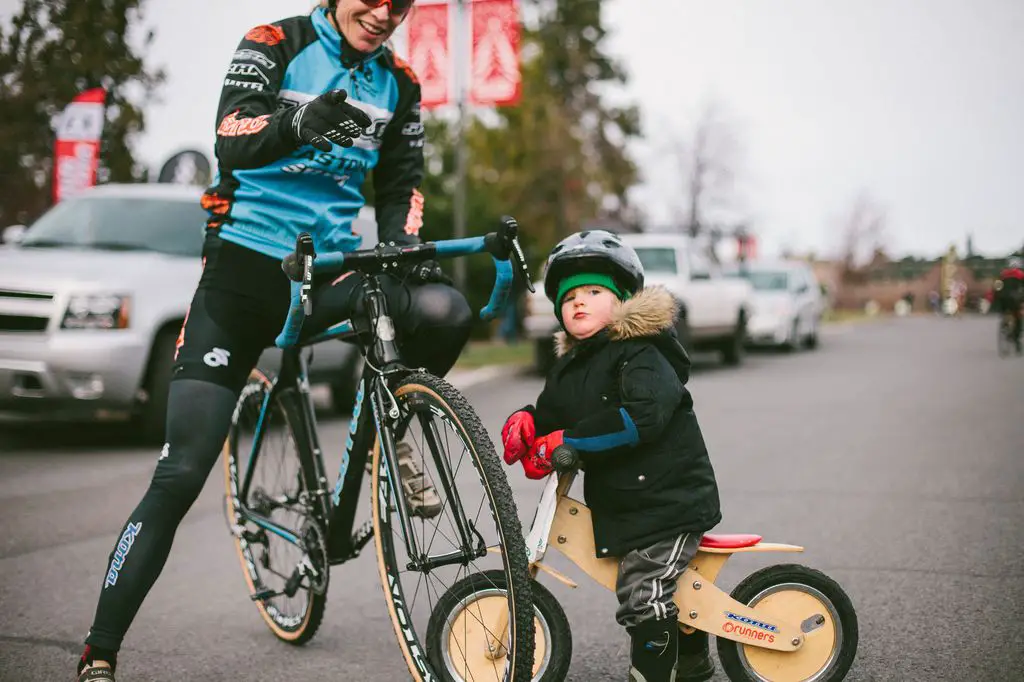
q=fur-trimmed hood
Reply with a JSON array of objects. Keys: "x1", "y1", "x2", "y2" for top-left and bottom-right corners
[{"x1": 554, "y1": 286, "x2": 678, "y2": 357}]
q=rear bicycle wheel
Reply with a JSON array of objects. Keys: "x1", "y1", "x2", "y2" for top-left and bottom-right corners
[
  {"x1": 222, "y1": 369, "x2": 328, "y2": 644},
  {"x1": 717, "y1": 564, "x2": 858, "y2": 682},
  {"x1": 998, "y1": 316, "x2": 1013, "y2": 357},
  {"x1": 371, "y1": 372, "x2": 535, "y2": 681}
]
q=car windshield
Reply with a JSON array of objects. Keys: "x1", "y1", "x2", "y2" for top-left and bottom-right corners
[
  {"x1": 634, "y1": 247, "x2": 677, "y2": 274},
  {"x1": 19, "y1": 195, "x2": 206, "y2": 257},
  {"x1": 728, "y1": 269, "x2": 790, "y2": 291}
]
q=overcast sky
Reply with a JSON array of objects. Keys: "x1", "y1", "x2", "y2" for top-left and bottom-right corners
[{"x1": 2, "y1": 0, "x2": 1021, "y2": 258}]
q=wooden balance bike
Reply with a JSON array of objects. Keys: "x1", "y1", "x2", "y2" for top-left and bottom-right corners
[{"x1": 426, "y1": 455, "x2": 859, "y2": 682}]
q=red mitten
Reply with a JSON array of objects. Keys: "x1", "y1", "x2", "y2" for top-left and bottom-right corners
[
  {"x1": 501, "y1": 410, "x2": 536, "y2": 465},
  {"x1": 522, "y1": 430, "x2": 564, "y2": 479}
]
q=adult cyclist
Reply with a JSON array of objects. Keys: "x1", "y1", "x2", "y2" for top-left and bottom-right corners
[
  {"x1": 76, "y1": 1, "x2": 459, "y2": 679},
  {"x1": 992, "y1": 255, "x2": 1024, "y2": 354}
]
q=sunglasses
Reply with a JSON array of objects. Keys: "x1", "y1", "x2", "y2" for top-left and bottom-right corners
[{"x1": 359, "y1": 0, "x2": 416, "y2": 16}]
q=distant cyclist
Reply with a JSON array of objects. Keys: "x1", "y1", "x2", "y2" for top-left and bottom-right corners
[
  {"x1": 991, "y1": 256, "x2": 1024, "y2": 354},
  {"x1": 75, "y1": 2, "x2": 459, "y2": 680}
]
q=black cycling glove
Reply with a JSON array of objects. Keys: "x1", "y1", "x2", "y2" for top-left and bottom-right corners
[
  {"x1": 408, "y1": 260, "x2": 454, "y2": 286},
  {"x1": 285, "y1": 89, "x2": 372, "y2": 152}
]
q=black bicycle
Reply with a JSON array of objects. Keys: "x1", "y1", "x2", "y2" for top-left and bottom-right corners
[
  {"x1": 997, "y1": 310, "x2": 1021, "y2": 357},
  {"x1": 222, "y1": 217, "x2": 537, "y2": 681}
]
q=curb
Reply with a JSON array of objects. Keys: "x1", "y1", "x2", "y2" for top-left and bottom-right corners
[{"x1": 446, "y1": 364, "x2": 530, "y2": 390}]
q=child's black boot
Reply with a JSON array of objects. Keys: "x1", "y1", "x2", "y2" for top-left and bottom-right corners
[
  {"x1": 627, "y1": 617, "x2": 678, "y2": 682},
  {"x1": 677, "y1": 628, "x2": 715, "y2": 681}
]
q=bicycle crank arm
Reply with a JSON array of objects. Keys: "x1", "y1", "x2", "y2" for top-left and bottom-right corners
[{"x1": 250, "y1": 588, "x2": 283, "y2": 602}]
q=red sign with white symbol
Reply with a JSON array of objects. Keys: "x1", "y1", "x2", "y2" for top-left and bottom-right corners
[
  {"x1": 53, "y1": 87, "x2": 107, "y2": 203},
  {"x1": 470, "y1": 0, "x2": 521, "y2": 107},
  {"x1": 407, "y1": 3, "x2": 450, "y2": 109}
]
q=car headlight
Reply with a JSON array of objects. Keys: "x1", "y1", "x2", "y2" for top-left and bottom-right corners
[{"x1": 62, "y1": 294, "x2": 131, "y2": 329}]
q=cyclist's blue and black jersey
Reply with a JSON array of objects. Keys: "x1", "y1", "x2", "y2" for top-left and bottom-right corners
[
  {"x1": 201, "y1": 8, "x2": 425, "y2": 259},
  {"x1": 80, "y1": 11, "x2": 472, "y2": 664}
]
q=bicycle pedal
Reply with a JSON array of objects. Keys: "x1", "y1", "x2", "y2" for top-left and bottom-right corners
[{"x1": 251, "y1": 588, "x2": 280, "y2": 602}]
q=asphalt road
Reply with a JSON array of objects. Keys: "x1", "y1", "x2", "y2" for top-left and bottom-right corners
[{"x1": 1, "y1": 315, "x2": 1022, "y2": 682}]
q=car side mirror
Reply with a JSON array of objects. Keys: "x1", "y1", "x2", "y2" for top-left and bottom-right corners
[{"x1": 2, "y1": 224, "x2": 27, "y2": 245}]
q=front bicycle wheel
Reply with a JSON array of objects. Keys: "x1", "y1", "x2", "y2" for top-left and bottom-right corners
[
  {"x1": 371, "y1": 372, "x2": 535, "y2": 681},
  {"x1": 222, "y1": 369, "x2": 328, "y2": 645}
]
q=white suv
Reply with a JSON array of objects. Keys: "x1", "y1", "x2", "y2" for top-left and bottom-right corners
[{"x1": 0, "y1": 183, "x2": 367, "y2": 440}]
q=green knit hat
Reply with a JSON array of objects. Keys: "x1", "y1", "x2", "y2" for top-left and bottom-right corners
[{"x1": 555, "y1": 272, "x2": 625, "y2": 325}]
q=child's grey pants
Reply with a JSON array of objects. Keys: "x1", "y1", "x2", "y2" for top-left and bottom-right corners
[{"x1": 615, "y1": 532, "x2": 703, "y2": 628}]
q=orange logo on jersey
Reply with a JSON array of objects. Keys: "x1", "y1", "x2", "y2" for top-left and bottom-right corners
[
  {"x1": 201, "y1": 192, "x2": 230, "y2": 216},
  {"x1": 246, "y1": 24, "x2": 285, "y2": 46},
  {"x1": 217, "y1": 111, "x2": 270, "y2": 137},
  {"x1": 404, "y1": 188, "x2": 424, "y2": 236}
]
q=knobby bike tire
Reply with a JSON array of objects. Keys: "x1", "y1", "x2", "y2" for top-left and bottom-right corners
[
  {"x1": 223, "y1": 369, "x2": 328, "y2": 645},
  {"x1": 371, "y1": 372, "x2": 536, "y2": 681}
]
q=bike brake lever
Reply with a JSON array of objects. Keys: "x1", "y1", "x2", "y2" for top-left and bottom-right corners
[
  {"x1": 498, "y1": 216, "x2": 535, "y2": 293},
  {"x1": 511, "y1": 236, "x2": 534, "y2": 293}
]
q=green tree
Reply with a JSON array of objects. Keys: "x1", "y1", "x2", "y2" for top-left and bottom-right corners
[
  {"x1": 0, "y1": 0, "x2": 164, "y2": 226},
  {"x1": 418, "y1": 0, "x2": 641, "y2": 327}
]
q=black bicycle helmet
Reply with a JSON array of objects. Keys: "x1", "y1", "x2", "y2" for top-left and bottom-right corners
[{"x1": 543, "y1": 230, "x2": 645, "y2": 304}]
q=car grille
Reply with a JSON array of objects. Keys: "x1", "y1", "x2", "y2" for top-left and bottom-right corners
[
  {"x1": 0, "y1": 314, "x2": 49, "y2": 332},
  {"x1": 0, "y1": 288, "x2": 54, "y2": 332},
  {"x1": 0, "y1": 288, "x2": 54, "y2": 301}
]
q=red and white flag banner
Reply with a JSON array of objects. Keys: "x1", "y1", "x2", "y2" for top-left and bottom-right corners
[
  {"x1": 470, "y1": 0, "x2": 521, "y2": 107},
  {"x1": 53, "y1": 87, "x2": 107, "y2": 203},
  {"x1": 407, "y1": 3, "x2": 450, "y2": 109}
]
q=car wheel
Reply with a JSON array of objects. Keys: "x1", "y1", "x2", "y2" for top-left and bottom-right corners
[
  {"x1": 674, "y1": 307, "x2": 693, "y2": 354},
  {"x1": 136, "y1": 330, "x2": 177, "y2": 444},
  {"x1": 721, "y1": 313, "x2": 746, "y2": 366},
  {"x1": 805, "y1": 320, "x2": 820, "y2": 349}
]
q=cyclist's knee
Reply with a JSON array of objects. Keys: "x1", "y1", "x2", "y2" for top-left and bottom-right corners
[
  {"x1": 148, "y1": 379, "x2": 238, "y2": 513},
  {"x1": 149, "y1": 455, "x2": 214, "y2": 512},
  {"x1": 413, "y1": 284, "x2": 472, "y2": 330}
]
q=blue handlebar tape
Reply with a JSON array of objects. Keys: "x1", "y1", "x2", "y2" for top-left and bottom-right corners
[
  {"x1": 315, "y1": 252, "x2": 346, "y2": 271},
  {"x1": 480, "y1": 257, "x2": 513, "y2": 321},
  {"x1": 275, "y1": 280, "x2": 306, "y2": 348},
  {"x1": 435, "y1": 236, "x2": 487, "y2": 257}
]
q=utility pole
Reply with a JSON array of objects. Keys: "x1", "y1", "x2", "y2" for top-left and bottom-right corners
[{"x1": 452, "y1": 0, "x2": 469, "y2": 290}]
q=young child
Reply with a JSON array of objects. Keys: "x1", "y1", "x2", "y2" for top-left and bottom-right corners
[{"x1": 502, "y1": 230, "x2": 722, "y2": 682}]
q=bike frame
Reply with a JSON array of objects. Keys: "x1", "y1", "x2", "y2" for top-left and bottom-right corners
[
  {"x1": 232, "y1": 271, "x2": 488, "y2": 571},
  {"x1": 521, "y1": 471, "x2": 818, "y2": 654}
]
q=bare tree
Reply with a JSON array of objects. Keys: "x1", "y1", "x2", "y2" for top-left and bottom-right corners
[
  {"x1": 836, "y1": 192, "x2": 888, "y2": 276},
  {"x1": 672, "y1": 101, "x2": 744, "y2": 239}
]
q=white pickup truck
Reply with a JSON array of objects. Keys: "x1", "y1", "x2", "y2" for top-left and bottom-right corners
[{"x1": 523, "y1": 232, "x2": 754, "y2": 372}]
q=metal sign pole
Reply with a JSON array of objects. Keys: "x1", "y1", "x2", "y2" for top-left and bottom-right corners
[{"x1": 453, "y1": 0, "x2": 469, "y2": 291}]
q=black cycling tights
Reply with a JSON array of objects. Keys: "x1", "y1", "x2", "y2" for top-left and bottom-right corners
[{"x1": 83, "y1": 237, "x2": 472, "y2": 655}]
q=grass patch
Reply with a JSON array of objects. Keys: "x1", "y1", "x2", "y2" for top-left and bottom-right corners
[
  {"x1": 823, "y1": 309, "x2": 884, "y2": 324},
  {"x1": 454, "y1": 341, "x2": 533, "y2": 369}
]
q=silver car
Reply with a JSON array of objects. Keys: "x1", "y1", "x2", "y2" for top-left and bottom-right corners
[
  {"x1": 723, "y1": 260, "x2": 825, "y2": 350},
  {"x1": 0, "y1": 183, "x2": 365, "y2": 441}
]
